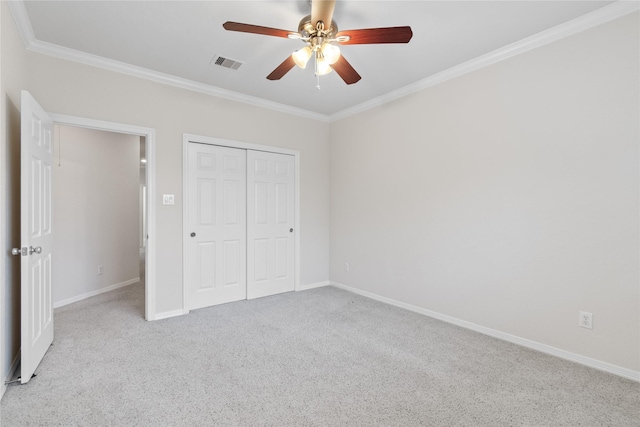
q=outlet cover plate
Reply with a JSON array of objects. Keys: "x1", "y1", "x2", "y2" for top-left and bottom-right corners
[{"x1": 579, "y1": 311, "x2": 593, "y2": 329}]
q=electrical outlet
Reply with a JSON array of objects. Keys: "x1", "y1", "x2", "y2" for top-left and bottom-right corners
[
  {"x1": 98, "y1": 265, "x2": 104, "y2": 275},
  {"x1": 344, "y1": 262, "x2": 350, "y2": 272},
  {"x1": 579, "y1": 311, "x2": 593, "y2": 329}
]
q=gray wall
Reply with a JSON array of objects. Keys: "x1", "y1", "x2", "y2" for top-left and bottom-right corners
[
  {"x1": 330, "y1": 13, "x2": 639, "y2": 371},
  {"x1": 1, "y1": 0, "x2": 27, "y2": 393}
]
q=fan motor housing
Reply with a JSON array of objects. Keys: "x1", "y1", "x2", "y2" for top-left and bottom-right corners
[{"x1": 298, "y1": 15, "x2": 338, "y2": 38}]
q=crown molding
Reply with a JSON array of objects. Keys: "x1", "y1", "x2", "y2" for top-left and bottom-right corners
[
  {"x1": 7, "y1": 1, "x2": 329, "y2": 123},
  {"x1": 7, "y1": 0, "x2": 36, "y2": 47},
  {"x1": 30, "y1": 39, "x2": 330, "y2": 122},
  {"x1": 8, "y1": 1, "x2": 638, "y2": 124},
  {"x1": 329, "y1": 1, "x2": 640, "y2": 122}
]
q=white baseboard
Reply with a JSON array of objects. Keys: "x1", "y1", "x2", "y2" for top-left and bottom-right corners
[
  {"x1": 1, "y1": 350, "x2": 21, "y2": 400},
  {"x1": 53, "y1": 277, "x2": 140, "y2": 309},
  {"x1": 154, "y1": 309, "x2": 189, "y2": 321},
  {"x1": 297, "y1": 281, "x2": 330, "y2": 291},
  {"x1": 330, "y1": 281, "x2": 640, "y2": 383}
]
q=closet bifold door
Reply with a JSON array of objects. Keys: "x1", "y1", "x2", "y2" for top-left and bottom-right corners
[
  {"x1": 246, "y1": 150, "x2": 295, "y2": 299},
  {"x1": 186, "y1": 143, "x2": 247, "y2": 310}
]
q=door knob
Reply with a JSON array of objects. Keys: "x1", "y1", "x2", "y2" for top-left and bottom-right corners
[
  {"x1": 290, "y1": 228, "x2": 293, "y2": 233},
  {"x1": 29, "y1": 246, "x2": 42, "y2": 255},
  {"x1": 190, "y1": 232, "x2": 196, "y2": 237},
  {"x1": 12, "y1": 247, "x2": 27, "y2": 256}
]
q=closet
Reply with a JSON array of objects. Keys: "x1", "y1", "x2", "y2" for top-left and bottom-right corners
[{"x1": 185, "y1": 142, "x2": 295, "y2": 310}]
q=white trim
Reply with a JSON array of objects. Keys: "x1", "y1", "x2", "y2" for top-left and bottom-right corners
[
  {"x1": 8, "y1": 1, "x2": 638, "y2": 123},
  {"x1": 1, "y1": 351, "x2": 21, "y2": 400},
  {"x1": 49, "y1": 114, "x2": 158, "y2": 321},
  {"x1": 53, "y1": 277, "x2": 139, "y2": 309},
  {"x1": 154, "y1": 309, "x2": 189, "y2": 321},
  {"x1": 7, "y1": 0, "x2": 326, "y2": 123},
  {"x1": 183, "y1": 134, "x2": 300, "y2": 157},
  {"x1": 182, "y1": 137, "x2": 189, "y2": 314},
  {"x1": 6, "y1": 0, "x2": 35, "y2": 47},
  {"x1": 297, "y1": 281, "x2": 330, "y2": 291},
  {"x1": 32, "y1": 40, "x2": 328, "y2": 123},
  {"x1": 182, "y1": 134, "x2": 301, "y2": 312},
  {"x1": 329, "y1": 1, "x2": 640, "y2": 122},
  {"x1": 331, "y1": 281, "x2": 640, "y2": 383}
]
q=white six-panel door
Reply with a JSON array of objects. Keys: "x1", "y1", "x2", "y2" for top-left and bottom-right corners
[
  {"x1": 186, "y1": 142, "x2": 295, "y2": 311},
  {"x1": 187, "y1": 143, "x2": 247, "y2": 309},
  {"x1": 20, "y1": 91, "x2": 54, "y2": 383},
  {"x1": 247, "y1": 151, "x2": 295, "y2": 299}
]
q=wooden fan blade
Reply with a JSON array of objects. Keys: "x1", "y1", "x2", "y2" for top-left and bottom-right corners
[
  {"x1": 336, "y1": 26, "x2": 413, "y2": 45},
  {"x1": 223, "y1": 22, "x2": 294, "y2": 39},
  {"x1": 311, "y1": 0, "x2": 336, "y2": 29},
  {"x1": 332, "y1": 56, "x2": 361, "y2": 85},
  {"x1": 267, "y1": 56, "x2": 296, "y2": 80}
]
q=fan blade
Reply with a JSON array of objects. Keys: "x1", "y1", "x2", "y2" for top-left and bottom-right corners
[
  {"x1": 311, "y1": 0, "x2": 336, "y2": 30},
  {"x1": 267, "y1": 56, "x2": 296, "y2": 80},
  {"x1": 336, "y1": 26, "x2": 413, "y2": 45},
  {"x1": 223, "y1": 22, "x2": 295, "y2": 39},
  {"x1": 332, "y1": 56, "x2": 361, "y2": 85}
]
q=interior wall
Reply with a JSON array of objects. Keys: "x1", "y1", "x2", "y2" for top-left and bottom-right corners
[
  {"x1": 1, "y1": 0, "x2": 27, "y2": 394},
  {"x1": 19, "y1": 26, "x2": 331, "y2": 316},
  {"x1": 330, "y1": 13, "x2": 640, "y2": 372},
  {"x1": 1, "y1": 1, "x2": 329, "y2": 387},
  {"x1": 52, "y1": 125, "x2": 140, "y2": 307}
]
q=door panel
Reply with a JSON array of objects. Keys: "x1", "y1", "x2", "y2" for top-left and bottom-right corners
[
  {"x1": 187, "y1": 144, "x2": 246, "y2": 309},
  {"x1": 247, "y1": 151, "x2": 295, "y2": 299},
  {"x1": 223, "y1": 239, "x2": 241, "y2": 286},
  {"x1": 275, "y1": 237, "x2": 289, "y2": 278},
  {"x1": 20, "y1": 91, "x2": 54, "y2": 384}
]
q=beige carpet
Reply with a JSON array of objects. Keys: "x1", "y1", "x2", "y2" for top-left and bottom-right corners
[{"x1": 1, "y1": 283, "x2": 638, "y2": 426}]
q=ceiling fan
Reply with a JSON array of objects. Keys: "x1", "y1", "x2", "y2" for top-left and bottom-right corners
[{"x1": 223, "y1": 0, "x2": 413, "y2": 86}]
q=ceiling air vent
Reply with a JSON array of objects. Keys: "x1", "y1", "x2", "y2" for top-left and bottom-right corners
[{"x1": 211, "y1": 55, "x2": 243, "y2": 70}]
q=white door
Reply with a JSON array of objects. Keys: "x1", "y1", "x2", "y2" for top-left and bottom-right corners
[
  {"x1": 186, "y1": 143, "x2": 247, "y2": 309},
  {"x1": 247, "y1": 151, "x2": 295, "y2": 299},
  {"x1": 19, "y1": 91, "x2": 54, "y2": 383}
]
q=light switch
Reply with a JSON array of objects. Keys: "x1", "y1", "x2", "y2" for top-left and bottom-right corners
[{"x1": 162, "y1": 194, "x2": 175, "y2": 205}]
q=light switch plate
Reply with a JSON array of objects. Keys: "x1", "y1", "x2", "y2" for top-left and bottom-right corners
[{"x1": 162, "y1": 194, "x2": 175, "y2": 205}]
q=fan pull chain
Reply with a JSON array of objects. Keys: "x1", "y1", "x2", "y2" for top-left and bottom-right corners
[{"x1": 314, "y1": 53, "x2": 321, "y2": 89}]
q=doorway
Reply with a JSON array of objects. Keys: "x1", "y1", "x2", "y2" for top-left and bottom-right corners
[
  {"x1": 50, "y1": 113, "x2": 157, "y2": 320},
  {"x1": 52, "y1": 125, "x2": 144, "y2": 313}
]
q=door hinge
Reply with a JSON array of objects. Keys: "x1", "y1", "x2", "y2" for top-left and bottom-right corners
[{"x1": 11, "y1": 247, "x2": 27, "y2": 256}]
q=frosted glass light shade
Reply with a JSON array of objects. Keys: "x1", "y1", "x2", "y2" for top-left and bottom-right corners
[
  {"x1": 321, "y1": 43, "x2": 341, "y2": 64},
  {"x1": 292, "y1": 46, "x2": 312, "y2": 68},
  {"x1": 316, "y1": 57, "x2": 333, "y2": 75}
]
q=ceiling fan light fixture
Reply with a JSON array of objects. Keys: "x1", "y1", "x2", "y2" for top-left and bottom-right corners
[
  {"x1": 223, "y1": 0, "x2": 411, "y2": 85},
  {"x1": 292, "y1": 46, "x2": 312, "y2": 68},
  {"x1": 315, "y1": 55, "x2": 333, "y2": 76},
  {"x1": 320, "y1": 43, "x2": 340, "y2": 64}
]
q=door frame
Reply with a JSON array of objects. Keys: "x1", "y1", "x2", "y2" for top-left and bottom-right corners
[
  {"x1": 50, "y1": 114, "x2": 158, "y2": 321},
  {"x1": 182, "y1": 134, "x2": 300, "y2": 313}
]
